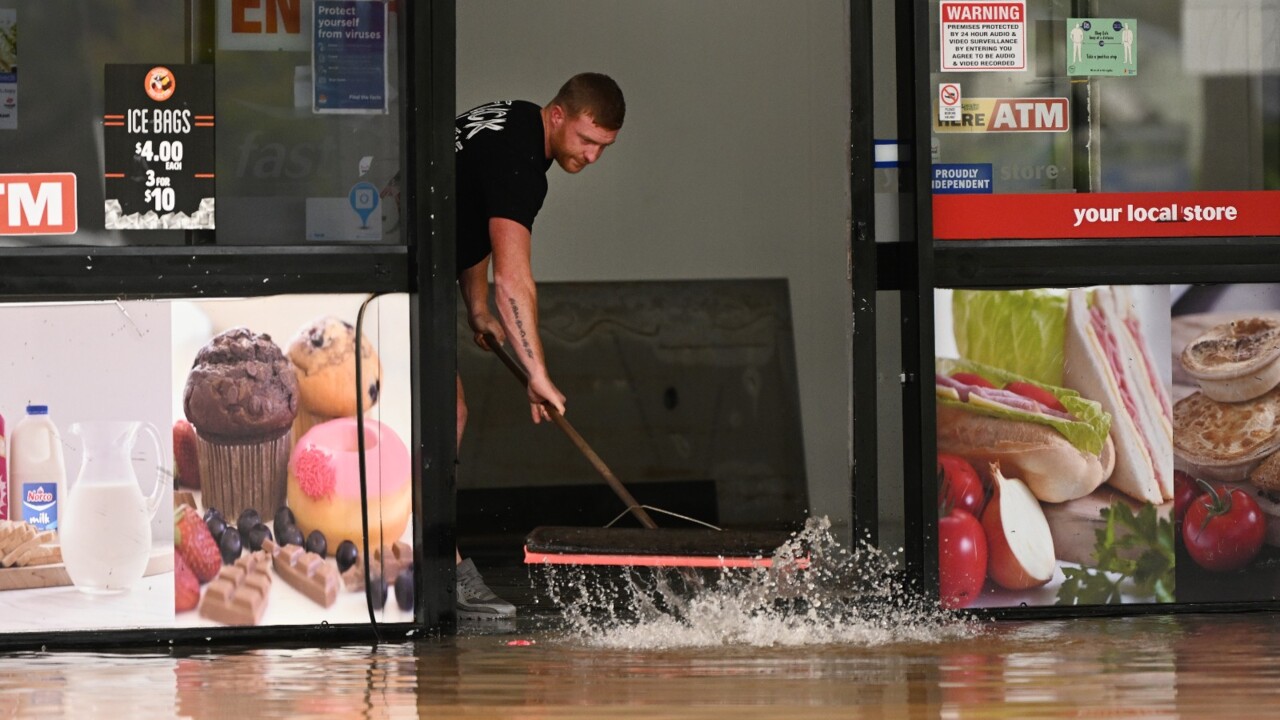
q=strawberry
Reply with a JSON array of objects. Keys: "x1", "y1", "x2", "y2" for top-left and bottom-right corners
[
  {"x1": 175, "y1": 505, "x2": 222, "y2": 583},
  {"x1": 174, "y1": 551, "x2": 200, "y2": 612},
  {"x1": 173, "y1": 419, "x2": 201, "y2": 489}
]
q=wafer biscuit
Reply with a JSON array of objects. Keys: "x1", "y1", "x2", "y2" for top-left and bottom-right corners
[
  {"x1": 0, "y1": 530, "x2": 54, "y2": 568},
  {"x1": 11, "y1": 544, "x2": 60, "y2": 567},
  {"x1": 0, "y1": 521, "x2": 58, "y2": 567},
  {"x1": 0, "y1": 522, "x2": 30, "y2": 552}
]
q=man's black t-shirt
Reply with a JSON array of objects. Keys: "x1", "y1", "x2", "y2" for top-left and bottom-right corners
[{"x1": 455, "y1": 100, "x2": 552, "y2": 276}]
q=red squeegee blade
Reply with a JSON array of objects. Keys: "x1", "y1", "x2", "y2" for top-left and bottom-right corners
[{"x1": 523, "y1": 526, "x2": 803, "y2": 569}]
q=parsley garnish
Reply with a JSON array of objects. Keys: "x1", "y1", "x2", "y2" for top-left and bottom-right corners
[{"x1": 1056, "y1": 501, "x2": 1175, "y2": 605}]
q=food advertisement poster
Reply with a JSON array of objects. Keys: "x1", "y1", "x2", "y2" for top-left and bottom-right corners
[
  {"x1": 934, "y1": 286, "x2": 1175, "y2": 609},
  {"x1": 0, "y1": 301, "x2": 173, "y2": 632},
  {"x1": 1171, "y1": 284, "x2": 1280, "y2": 603},
  {"x1": 170, "y1": 294, "x2": 414, "y2": 628},
  {"x1": 0, "y1": 295, "x2": 413, "y2": 636}
]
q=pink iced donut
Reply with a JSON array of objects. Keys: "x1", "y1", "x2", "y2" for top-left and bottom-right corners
[{"x1": 287, "y1": 417, "x2": 411, "y2": 552}]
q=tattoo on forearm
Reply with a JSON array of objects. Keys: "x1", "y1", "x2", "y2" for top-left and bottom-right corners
[{"x1": 509, "y1": 298, "x2": 534, "y2": 360}]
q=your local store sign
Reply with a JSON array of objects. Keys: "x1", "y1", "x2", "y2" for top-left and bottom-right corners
[{"x1": 934, "y1": 191, "x2": 1280, "y2": 239}]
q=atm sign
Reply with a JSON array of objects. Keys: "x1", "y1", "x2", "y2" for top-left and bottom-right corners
[
  {"x1": 935, "y1": 97, "x2": 1069, "y2": 133},
  {"x1": 0, "y1": 173, "x2": 77, "y2": 236}
]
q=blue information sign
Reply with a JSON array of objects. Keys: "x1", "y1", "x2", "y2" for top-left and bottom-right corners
[
  {"x1": 313, "y1": 0, "x2": 388, "y2": 114},
  {"x1": 932, "y1": 163, "x2": 993, "y2": 194}
]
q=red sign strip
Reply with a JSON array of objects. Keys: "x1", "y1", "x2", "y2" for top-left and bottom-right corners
[
  {"x1": 0, "y1": 173, "x2": 78, "y2": 235},
  {"x1": 934, "y1": 191, "x2": 1280, "y2": 239}
]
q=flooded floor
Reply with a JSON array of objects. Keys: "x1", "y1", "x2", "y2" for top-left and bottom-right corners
[
  {"x1": 0, "y1": 522, "x2": 1270, "y2": 718},
  {"x1": 1, "y1": 603, "x2": 1279, "y2": 717}
]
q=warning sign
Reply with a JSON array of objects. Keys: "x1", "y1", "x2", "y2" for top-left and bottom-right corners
[
  {"x1": 934, "y1": 97, "x2": 1069, "y2": 133},
  {"x1": 940, "y1": 1, "x2": 1026, "y2": 72}
]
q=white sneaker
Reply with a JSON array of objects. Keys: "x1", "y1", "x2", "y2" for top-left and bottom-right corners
[{"x1": 456, "y1": 558, "x2": 516, "y2": 620}]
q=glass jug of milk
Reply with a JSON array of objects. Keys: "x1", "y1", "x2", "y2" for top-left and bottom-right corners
[{"x1": 62, "y1": 421, "x2": 166, "y2": 594}]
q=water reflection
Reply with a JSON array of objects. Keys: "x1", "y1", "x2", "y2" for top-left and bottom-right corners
[{"x1": 0, "y1": 614, "x2": 1276, "y2": 717}]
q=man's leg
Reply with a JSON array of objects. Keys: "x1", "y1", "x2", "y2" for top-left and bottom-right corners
[{"x1": 454, "y1": 372, "x2": 516, "y2": 619}]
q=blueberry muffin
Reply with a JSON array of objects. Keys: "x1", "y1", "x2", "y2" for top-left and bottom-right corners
[{"x1": 286, "y1": 316, "x2": 382, "y2": 442}]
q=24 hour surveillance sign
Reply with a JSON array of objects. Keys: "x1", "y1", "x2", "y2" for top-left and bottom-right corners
[{"x1": 940, "y1": 1, "x2": 1027, "y2": 72}]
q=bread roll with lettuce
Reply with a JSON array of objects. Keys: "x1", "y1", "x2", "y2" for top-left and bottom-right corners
[{"x1": 937, "y1": 358, "x2": 1114, "y2": 503}]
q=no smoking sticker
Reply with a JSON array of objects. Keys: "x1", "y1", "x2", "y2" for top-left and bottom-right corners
[{"x1": 939, "y1": 83, "x2": 962, "y2": 122}]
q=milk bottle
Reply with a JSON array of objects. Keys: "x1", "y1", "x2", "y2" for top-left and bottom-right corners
[{"x1": 9, "y1": 405, "x2": 66, "y2": 533}]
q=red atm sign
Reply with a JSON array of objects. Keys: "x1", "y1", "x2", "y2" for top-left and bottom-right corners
[
  {"x1": 935, "y1": 97, "x2": 1069, "y2": 133},
  {"x1": 0, "y1": 173, "x2": 77, "y2": 235}
]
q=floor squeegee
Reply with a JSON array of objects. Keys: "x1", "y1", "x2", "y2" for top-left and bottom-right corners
[{"x1": 483, "y1": 334, "x2": 795, "y2": 569}]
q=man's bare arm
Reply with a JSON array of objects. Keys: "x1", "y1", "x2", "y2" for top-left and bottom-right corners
[
  {"x1": 490, "y1": 216, "x2": 566, "y2": 421},
  {"x1": 458, "y1": 255, "x2": 504, "y2": 349}
]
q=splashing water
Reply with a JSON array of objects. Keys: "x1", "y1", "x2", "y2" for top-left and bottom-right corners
[{"x1": 531, "y1": 517, "x2": 982, "y2": 649}]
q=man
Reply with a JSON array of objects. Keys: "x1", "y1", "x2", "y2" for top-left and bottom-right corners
[{"x1": 452, "y1": 73, "x2": 625, "y2": 619}]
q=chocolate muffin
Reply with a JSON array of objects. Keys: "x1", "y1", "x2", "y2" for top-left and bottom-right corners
[
  {"x1": 184, "y1": 327, "x2": 299, "y2": 519},
  {"x1": 286, "y1": 316, "x2": 382, "y2": 443}
]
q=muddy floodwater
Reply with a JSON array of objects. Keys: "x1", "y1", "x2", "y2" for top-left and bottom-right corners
[
  {"x1": 0, "y1": 611, "x2": 1276, "y2": 718},
  {"x1": 1, "y1": 519, "x2": 1279, "y2": 719}
]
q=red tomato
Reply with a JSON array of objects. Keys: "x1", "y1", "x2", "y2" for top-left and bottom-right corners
[
  {"x1": 938, "y1": 454, "x2": 986, "y2": 517},
  {"x1": 1173, "y1": 470, "x2": 1200, "y2": 525},
  {"x1": 939, "y1": 507, "x2": 987, "y2": 609},
  {"x1": 1003, "y1": 381, "x2": 1067, "y2": 413},
  {"x1": 950, "y1": 372, "x2": 996, "y2": 389},
  {"x1": 1182, "y1": 481, "x2": 1266, "y2": 572}
]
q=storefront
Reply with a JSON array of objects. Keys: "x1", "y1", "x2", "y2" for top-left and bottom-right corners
[
  {"x1": 0, "y1": 0, "x2": 1276, "y2": 648},
  {"x1": 876, "y1": 0, "x2": 1280, "y2": 614},
  {"x1": 0, "y1": 1, "x2": 454, "y2": 646}
]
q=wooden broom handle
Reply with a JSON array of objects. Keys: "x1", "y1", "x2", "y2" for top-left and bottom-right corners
[{"x1": 483, "y1": 334, "x2": 659, "y2": 530}]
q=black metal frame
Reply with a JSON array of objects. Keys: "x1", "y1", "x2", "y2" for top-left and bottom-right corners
[
  {"x1": 850, "y1": 0, "x2": 879, "y2": 547},
  {"x1": 0, "y1": 0, "x2": 458, "y2": 649},
  {"x1": 893, "y1": 0, "x2": 938, "y2": 594},
  {"x1": 894, "y1": 0, "x2": 1280, "y2": 619}
]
